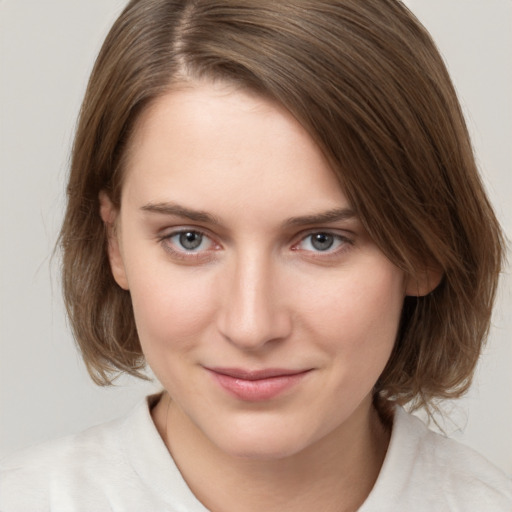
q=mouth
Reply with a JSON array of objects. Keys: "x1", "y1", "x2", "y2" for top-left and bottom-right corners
[{"x1": 205, "y1": 367, "x2": 312, "y2": 402}]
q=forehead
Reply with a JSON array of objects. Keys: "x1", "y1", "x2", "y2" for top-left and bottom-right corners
[{"x1": 121, "y1": 80, "x2": 350, "y2": 222}]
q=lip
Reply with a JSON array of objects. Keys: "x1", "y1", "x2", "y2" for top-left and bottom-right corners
[{"x1": 205, "y1": 367, "x2": 312, "y2": 402}]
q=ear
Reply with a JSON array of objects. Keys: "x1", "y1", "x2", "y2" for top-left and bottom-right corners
[
  {"x1": 99, "y1": 191, "x2": 129, "y2": 290},
  {"x1": 405, "y1": 266, "x2": 443, "y2": 297}
]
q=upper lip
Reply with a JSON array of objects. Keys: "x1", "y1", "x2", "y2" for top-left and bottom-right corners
[{"x1": 206, "y1": 367, "x2": 311, "y2": 381}]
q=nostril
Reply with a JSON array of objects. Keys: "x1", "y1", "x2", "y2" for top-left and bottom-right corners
[{"x1": 217, "y1": 300, "x2": 292, "y2": 350}]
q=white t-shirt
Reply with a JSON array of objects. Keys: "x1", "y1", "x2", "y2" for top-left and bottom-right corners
[{"x1": 1, "y1": 395, "x2": 511, "y2": 511}]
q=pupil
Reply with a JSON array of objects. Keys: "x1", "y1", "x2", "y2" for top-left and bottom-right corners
[
  {"x1": 179, "y1": 231, "x2": 202, "y2": 250},
  {"x1": 311, "y1": 233, "x2": 334, "y2": 251}
]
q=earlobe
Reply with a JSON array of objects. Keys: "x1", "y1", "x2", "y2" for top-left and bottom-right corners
[
  {"x1": 405, "y1": 266, "x2": 443, "y2": 297},
  {"x1": 99, "y1": 191, "x2": 129, "y2": 290}
]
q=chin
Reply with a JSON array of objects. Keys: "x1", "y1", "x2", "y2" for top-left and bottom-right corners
[
  {"x1": 206, "y1": 416, "x2": 321, "y2": 461},
  {"x1": 221, "y1": 437, "x2": 308, "y2": 461}
]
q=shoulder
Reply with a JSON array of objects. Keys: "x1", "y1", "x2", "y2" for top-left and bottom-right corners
[
  {"x1": 409, "y1": 411, "x2": 512, "y2": 509},
  {"x1": 362, "y1": 407, "x2": 512, "y2": 512},
  {"x1": 0, "y1": 401, "x2": 143, "y2": 511}
]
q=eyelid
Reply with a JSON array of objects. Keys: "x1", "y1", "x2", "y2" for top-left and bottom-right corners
[
  {"x1": 292, "y1": 227, "x2": 354, "y2": 242},
  {"x1": 291, "y1": 229, "x2": 354, "y2": 254},
  {"x1": 159, "y1": 225, "x2": 219, "y2": 244},
  {"x1": 158, "y1": 226, "x2": 222, "y2": 262},
  {"x1": 156, "y1": 225, "x2": 354, "y2": 263}
]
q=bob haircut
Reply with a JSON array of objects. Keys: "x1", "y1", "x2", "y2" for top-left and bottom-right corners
[{"x1": 60, "y1": 0, "x2": 504, "y2": 412}]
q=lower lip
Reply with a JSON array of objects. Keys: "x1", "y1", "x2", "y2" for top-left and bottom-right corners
[{"x1": 208, "y1": 370, "x2": 310, "y2": 402}]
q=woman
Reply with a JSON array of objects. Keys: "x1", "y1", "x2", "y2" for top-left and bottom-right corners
[{"x1": 1, "y1": 0, "x2": 510, "y2": 510}]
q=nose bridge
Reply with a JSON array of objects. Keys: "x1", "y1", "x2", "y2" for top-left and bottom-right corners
[{"x1": 218, "y1": 245, "x2": 290, "y2": 349}]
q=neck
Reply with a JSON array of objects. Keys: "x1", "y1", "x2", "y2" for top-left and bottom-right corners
[{"x1": 152, "y1": 393, "x2": 390, "y2": 512}]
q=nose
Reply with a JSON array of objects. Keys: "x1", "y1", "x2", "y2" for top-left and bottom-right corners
[{"x1": 216, "y1": 250, "x2": 292, "y2": 351}]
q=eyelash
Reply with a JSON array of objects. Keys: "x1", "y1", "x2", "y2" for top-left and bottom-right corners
[
  {"x1": 291, "y1": 231, "x2": 353, "y2": 257},
  {"x1": 158, "y1": 229, "x2": 220, "y2": 262},
  {"x1": 158, "y1": 228, "x2": 354, "y2": 262}
]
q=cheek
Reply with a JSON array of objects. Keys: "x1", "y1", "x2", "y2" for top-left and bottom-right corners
[
  {"x1": 301, "y1": 262, "x2": 405, "y2": 359},
  {"x1": 127, "y1": 265, "x2": 218, "y2": 354}
]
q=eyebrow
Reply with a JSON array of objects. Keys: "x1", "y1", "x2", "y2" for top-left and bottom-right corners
[
  {"x1": 141, "y1": 202, "x2": 356, "y2": 227},
  {"x1": 283, "y1": 208, "x2": 357, "y2": 227},
  {"x1": 140, "y1": 202, "x2": 221, "y2": 224}
]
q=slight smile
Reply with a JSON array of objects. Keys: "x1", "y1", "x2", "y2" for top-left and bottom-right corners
[{"x1": 205, "y1": 367, "x2": 313, "y2": 402}]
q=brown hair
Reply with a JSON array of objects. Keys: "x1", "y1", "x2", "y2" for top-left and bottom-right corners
[{"x1": 60, "y1": 0, "x2": 504, "y2": 411}]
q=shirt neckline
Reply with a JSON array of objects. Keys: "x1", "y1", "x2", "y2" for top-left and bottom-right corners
[
  {"x1": 122, "y1": 394, "x2": 422, "y2": 511},
  {"x1": 121, "y1": 393, "x2": 210, "y2": 511}
]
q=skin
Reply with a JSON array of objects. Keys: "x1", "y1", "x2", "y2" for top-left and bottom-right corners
[{"x1": 100, "y1": 80, "x2": 431, "y2": 512}]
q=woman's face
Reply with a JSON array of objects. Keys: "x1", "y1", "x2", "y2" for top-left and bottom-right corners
[{"x1": 102, "y1": 81, "x2": 409, "y2": 459}]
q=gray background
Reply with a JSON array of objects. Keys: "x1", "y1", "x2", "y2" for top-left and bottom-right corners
[{"x1": 1, "y1": 0, "x2": 511, "y2": 474}]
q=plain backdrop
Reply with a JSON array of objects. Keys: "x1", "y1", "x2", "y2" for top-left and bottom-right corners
[{"x1": 1, "y1": 0, "x2": 511, "y2": 475}]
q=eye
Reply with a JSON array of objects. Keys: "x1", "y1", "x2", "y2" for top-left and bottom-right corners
[
  {"x1": 295, "y1": 232, "x2": 349, "y2": 253},
  {"x1": 176, "y1": 231, "x2": 205, "y2": 251},
  {"x1": 163, "y1": 229, "x2": 217, "y2": 254}
]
